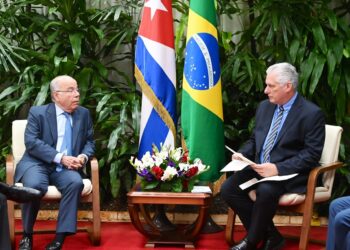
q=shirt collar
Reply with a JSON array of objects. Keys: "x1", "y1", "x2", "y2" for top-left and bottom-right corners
[
  {"x1": 279, "y1": 92, "x2": 298, "y2": 111},
  {"x1": 55, "y1": 104, "x2": 65, "y2": 117}
]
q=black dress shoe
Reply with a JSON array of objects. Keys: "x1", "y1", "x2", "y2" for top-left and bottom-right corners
[
  {"x1": 18, "y1": 236, "x2": 32, "y2": 250},
  {"x1": 230, "y1": 237, "x2": 256, "y2": 250},
  {"x1": 45, "y1": 241, "x2": 62, "y2": 250},
  {"x1": 258, "y1": 230, "x2": 285, "y2": 250},
  {"x1": 0, "y1": 182, "x2": 41, "y2": 203}
]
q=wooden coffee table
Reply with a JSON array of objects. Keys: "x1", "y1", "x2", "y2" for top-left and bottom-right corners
[{"x1": 127, "y1": 190, "x2": 212, "y2": 248}]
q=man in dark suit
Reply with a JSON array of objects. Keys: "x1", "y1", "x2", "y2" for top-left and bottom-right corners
[
  {"x1": 221, "y1": 62, "x2": 325, "y2": 250},
  {"x1": 0, "y1": 183, "x2": 41, "y2": 250},
  {"x1": 15, "y1": 75, "x2": 95, "y2": 250}
]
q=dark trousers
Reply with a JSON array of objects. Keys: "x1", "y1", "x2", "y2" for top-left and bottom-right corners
[
  {"x1": 221, "y1": 167, "x2": 286, "y2": 244},
  {"x1": 0, "y1": 193, "x2": 11, "y2": 250}
]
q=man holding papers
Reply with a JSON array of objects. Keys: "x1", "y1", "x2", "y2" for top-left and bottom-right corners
[{"x1": 221, "y1": 62, "x2": 325, "y2": 250}]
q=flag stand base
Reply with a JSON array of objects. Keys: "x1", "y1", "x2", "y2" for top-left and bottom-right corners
[{"x1": 200, "y1": 215, "x2": 223, "y2": 234}]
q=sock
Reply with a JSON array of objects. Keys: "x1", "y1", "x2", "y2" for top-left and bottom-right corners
[{"x1": 54, "y1": 233, "x2": 66, "y2": 244}]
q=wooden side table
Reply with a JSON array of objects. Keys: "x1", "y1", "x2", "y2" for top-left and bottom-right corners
[{"x1": 127, "y1": 190, "x2": 212, "y2": 248}]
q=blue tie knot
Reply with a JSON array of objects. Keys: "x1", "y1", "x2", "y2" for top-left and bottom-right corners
[{"x1": 63, "y1": 112, "x2": 71, "y2": 120}]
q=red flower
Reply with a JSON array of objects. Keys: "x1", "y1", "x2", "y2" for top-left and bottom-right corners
[
  {"x1": 181, "y1": 150, "x2": 189, "y2": 162},
  {"x1": 151, "y1": 166, "x2": 164, "y2": 180},
  {"x1": 185, "y1": 166, "x2": 198, "y2": 178}
]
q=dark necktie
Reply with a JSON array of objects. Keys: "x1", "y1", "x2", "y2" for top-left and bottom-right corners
[
  {"x1": 56, "y1": 112, "x2": 73, "y2": 172},
  {"x1": 262, "y1": 106, "x2": 284, "y2": 163}
]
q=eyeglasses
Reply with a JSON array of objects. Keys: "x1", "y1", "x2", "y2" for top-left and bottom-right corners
[{"x1": 54, "y1": 88, "x2": 80, "y2": 93}]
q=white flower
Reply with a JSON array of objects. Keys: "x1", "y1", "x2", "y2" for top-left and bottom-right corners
[
  {"x1": 170, "y1": 147, "x2": 183, "y2": 161},
  {"x1": 161, "y1": 166, "x2": 178, "y2": 181},
  {"x1": 153, "y1": 155, "x2": 164, "y2": 166},
  {"x1": 154, "y1": 145, "x2": 169, "y2": 162},
  {"x1": 193, "y1": 158, "x2": 208, "y2": 173},
  {"x1": 141, "y1": 151, "x2": 155, "y2": 168},
  {"x1": 133, "y1": 158, "x2": 143, "y2": 168},
  {"x1": 178, "y1": 163, "x2": 189, "y2": 171}
]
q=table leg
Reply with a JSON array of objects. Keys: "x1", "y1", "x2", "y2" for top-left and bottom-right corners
[{"x1": 128, "y1": 204, "x2": 160, "y2": 237}]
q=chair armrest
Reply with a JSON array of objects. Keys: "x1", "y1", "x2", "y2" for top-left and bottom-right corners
[
  {"x1": 89, "y1": 157, "x2": 100, "y2": 202},
  {"x1": 306, "y1": 161, "x2": 343, "y2": 193},
  {"x1": 6, "y1": 154, "x2": 14, "y2": 185},
  {"x1": 89, "y1": 157, "x2": 99, "y2": 183},
  {"x1": 301, "y1": 161, "x2": 344, "y2": 212}
]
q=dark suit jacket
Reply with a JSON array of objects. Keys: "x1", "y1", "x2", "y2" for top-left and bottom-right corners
[
  {"x1": 15, "y1": 103, "x2": 95, "y2": 182},
  {"x1": 239, "y1": 95, "x2": 325, "y2": 193}
]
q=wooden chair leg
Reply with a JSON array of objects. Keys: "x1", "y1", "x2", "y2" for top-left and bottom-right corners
[
  {"x1": 89, "y1": 157, "x2": 101, "y2": 245},
  {"x1": 7, "y1": 200, "x2": 16, "y2": 249},
  {"x1": 225, "y1": 208, "x2": 237, "y2": 246},
  {"x1": 89, "y1": 189, "x2": 101, "y2": 245},
  {"x1": 298, "y1": 207, "x2": 313, "y2": 250}
]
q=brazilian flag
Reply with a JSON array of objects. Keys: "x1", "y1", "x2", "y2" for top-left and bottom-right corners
[{"x1": 181, "y1": 0, "x2": 225, "y2": 182}]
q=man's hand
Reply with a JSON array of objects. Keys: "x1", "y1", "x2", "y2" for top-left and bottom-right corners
[
  {"x1": 61, "y1": 156, "x2": 83, "y2": 170},
  {"x1": 77, "y1": 154, "x2": 86, "y2": 165},
  {"x1": 251, "y1": 163, "x2": 279, "y2": 177},
  {"x1": 232, "y1": 152, "x2": 245, "y2": 161}
]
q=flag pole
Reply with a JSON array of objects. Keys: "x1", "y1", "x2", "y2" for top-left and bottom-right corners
[
  {"x1": 134, "y1": 0, "x2": 178, "y2": 232},
  {"x1": 182, "y1": 136, "x2": 223, "y2": 233}
]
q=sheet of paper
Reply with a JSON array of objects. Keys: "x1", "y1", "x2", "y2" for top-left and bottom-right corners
[
  {"x1": 225, "y1": 145, "x2": 255, "y2": 165},
  {"x1": 220, "y1": 159, "x2": 251, "y2": 172},
  {"x1": 191, "y1": 186, "x2": 212, "y2": 193},
  {"x1": 239, "y1": 173, "x2": 299, "y2": 190}
]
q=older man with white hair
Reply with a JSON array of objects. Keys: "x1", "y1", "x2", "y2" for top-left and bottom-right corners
[{"x1": 15, "y1": 75, "x2": 95, "y2": 250}]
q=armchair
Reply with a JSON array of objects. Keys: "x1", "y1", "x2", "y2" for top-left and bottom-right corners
[{"x1": 225, "y1": 124, "x2": 343, "y2": 250}]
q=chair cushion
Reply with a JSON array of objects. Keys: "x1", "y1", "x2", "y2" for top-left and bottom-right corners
[
  {"x1": 248, "y1": 186, "x2": 330, "y2": 206},
  {"x1": 15, "y1": 179, "x2": 92, "y2": 199}
]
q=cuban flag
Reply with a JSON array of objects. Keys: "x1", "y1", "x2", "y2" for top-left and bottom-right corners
[{"x1": 134, "y1": 0, "x2": 177, "y2": 158}]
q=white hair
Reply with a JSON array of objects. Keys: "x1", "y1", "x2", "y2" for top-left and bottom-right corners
[
  {"x1": 266, "y1": 62, "x2": 298, "y2": 89},
  {"x1": 50, "y1": 75, "x2": 76, "y2": 101}
]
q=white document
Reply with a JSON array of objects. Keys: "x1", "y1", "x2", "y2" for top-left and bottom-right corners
[
  {"x1": 191, "y1": 186, "x2": 212, "y2": 194},
  {"x1": 239, "y1": 173, "x2": 299, "y2": 190},
  {"x1": 220, "y1": 159, "x2": 251, "y2": 172}
]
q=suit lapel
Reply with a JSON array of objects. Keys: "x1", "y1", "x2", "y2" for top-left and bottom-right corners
[
  {"x1": 257, "y1": 103, "x2": 276, "y2": 155},
  {"x1": 72, "y1": 108, "x2": 81, "y2": 153},
  {"x1": 46, "y1": 103, "x2": 58, "y2": 145},
  {"x1": 275, "y1": 95, "x2": 303, "y2": 144}
]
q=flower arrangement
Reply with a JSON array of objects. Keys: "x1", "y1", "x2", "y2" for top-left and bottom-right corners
[{"x1": 130, "y1": 144, "x2": 210, "y2": 192}]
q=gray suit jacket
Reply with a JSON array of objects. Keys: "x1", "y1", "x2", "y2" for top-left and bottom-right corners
[{"x1": 15, "y1": 103, "x2": 95, "y2": 182}]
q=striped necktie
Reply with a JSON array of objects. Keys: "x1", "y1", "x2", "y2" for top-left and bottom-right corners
[
  {"x1": 262, "y1": 106, "x2": 284, "y2": 163},
  {"x1": 56, "y1": 112, "x2": 73, "y2": 172}
]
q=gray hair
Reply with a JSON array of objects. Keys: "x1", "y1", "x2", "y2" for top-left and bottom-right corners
[{"x1": 266, "y1": 62, "x2": 298, "y2": 89}]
